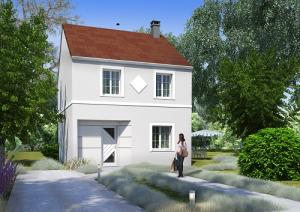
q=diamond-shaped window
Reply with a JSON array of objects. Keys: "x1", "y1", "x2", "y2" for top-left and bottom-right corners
[{"x1": 130, "y1": 75, "x2": 147, "y2": 93}]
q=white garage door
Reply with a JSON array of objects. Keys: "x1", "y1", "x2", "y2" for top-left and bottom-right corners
[{"x1": 78, "y1": 125, "x2": 117, "y2": 165}]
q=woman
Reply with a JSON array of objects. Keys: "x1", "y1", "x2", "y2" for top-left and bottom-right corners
[{"x1": 176, "y1": 133, "x2": 187, "y2": 178}]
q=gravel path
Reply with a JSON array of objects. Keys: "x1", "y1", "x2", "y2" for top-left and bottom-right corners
[
  {"x1": 6, "y1": 170, "x2": 143, "y2": 212},
  {"x1": 166, "y1": 173, "x2": 300, "y2": 212}
]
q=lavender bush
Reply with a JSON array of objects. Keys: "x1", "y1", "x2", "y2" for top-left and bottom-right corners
[{"x1": 0, "y1": 155, "x2": 17, "y2": 198}]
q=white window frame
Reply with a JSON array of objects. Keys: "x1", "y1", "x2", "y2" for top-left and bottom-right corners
[
  {"x1": 153, "y1": 70, "x2": 175, "y2": 99},
  {"x1": 100, "y1": 65, "x2": 124, "y2": 97},
  {"x1": 149, "y1": 123, "x2": 175, "y2": 152}
]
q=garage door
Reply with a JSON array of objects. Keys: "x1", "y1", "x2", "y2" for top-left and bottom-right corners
[
  {"x1": 78, "y1": 125, "x2": 117, "y2": 165},
  {"x1": 78, "y1": 125, "x2": 102, "y2": 163}
]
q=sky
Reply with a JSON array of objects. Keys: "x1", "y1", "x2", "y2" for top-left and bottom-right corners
[
  {"x1": 71, "y1": 0, "x2": 203, "y2": 35},
  {"x1": 50, "y1": 0, "x2": 204, "y2": 46}
]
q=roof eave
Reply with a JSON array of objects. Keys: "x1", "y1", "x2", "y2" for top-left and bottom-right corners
[{"x1": 71, "y1": 56, "x2": 193, "y2": 70}]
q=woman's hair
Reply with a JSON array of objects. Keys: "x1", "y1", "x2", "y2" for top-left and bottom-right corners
[{"x1": 178, "y1": 133, "x2": 185, "y2": 143}]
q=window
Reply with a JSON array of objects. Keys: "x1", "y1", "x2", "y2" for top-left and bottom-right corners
[
  {"x1": 155, "y1": 72, "x2": 174, "y2": 98},
  {"x1": 102, "y1": 69, "x2": 120, "y2": 95},
  {"x1": 103, "y1": 128, "x2": 115, "y2": 139},
  {"x1": 151, "y1": 125, "x2": 172, "y2": 150}
]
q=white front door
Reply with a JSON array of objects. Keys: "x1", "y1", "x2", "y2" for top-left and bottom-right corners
[{"x1": 100, "y1": 127, "x2": 117, "y2": 166}]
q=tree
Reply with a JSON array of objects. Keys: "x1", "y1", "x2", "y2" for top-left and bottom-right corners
[
  {"x1": 179, "y1": 0, "x2": 300, "y2": 122},
  {"x1": 218, "y1": 50, "x2": 299, "y2": 138},
  {"x1": 0, "y1": 1, "x2": 57, "y2": 155},
  {"x1": 135, "y1": 27, "x2": 180, "y2": 47},
  {"x1": 16, "y1": 0, "x2": 79, "y2": 33},
  {"x1": 192, "y1": 112, "x2": 206, "y2": 132}
]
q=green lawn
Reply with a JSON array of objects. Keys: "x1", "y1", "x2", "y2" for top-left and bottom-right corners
[
  {"x1": 192, "y1": 151, "x2": 235, "y2": 168},
  {"x1": 8, "y1": 151, "x2": 44, "y2": 166},
  {"x1": 278, "y1": 181, "x2": 300, "y2": 188}
]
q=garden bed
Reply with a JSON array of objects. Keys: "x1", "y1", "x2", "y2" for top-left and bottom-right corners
[{"x1": 99, "y1": 165, "x2": 280, "y2": 212}]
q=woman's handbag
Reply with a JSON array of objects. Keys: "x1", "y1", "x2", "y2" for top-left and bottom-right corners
[
  {"x1": 170, "y1": 158, "x2": 177, "y2": 172},
  {"x1": 181, "y1": 148, "x2": 189, "y2": 157}
]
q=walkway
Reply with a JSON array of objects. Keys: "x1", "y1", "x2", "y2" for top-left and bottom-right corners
[
  {"x1": 166, "y1": 173, "x2": 300, "y2": 212},
  {"x1": 6, "y1": 170, "x2": 143, "y2": 212}
]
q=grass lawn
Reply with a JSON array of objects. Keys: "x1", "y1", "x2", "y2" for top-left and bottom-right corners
[
  {"x1": 278, "y1": 181, "x2": 300, "y2": 188},
  {"x1": 8, "y1": 151, "x2": 44, "y2": 166},
  {"x1": 192, "y1": 151, "x2": 235, "y2": 168}
]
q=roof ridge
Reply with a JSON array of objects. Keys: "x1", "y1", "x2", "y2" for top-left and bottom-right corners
[{"x1": 63, "y1": 23, "x2": 156, "y2": 37}]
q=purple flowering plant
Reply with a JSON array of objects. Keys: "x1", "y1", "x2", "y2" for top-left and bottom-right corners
[{"x1": 0, "y1": 154, "x2": 17, "y2": 197}]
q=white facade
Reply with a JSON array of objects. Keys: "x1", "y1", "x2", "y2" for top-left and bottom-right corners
[{"x1": 58, "y1": 31, "x2": 192, "y2": 166}]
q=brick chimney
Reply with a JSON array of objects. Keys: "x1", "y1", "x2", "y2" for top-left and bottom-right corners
[{"x1": 150, "y1": 20, "x2": 160, "y2": 38}]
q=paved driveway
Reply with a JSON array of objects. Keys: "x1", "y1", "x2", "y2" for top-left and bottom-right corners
[{"x1": 6, "y1": 170, "x2": 143, "y2": 212}]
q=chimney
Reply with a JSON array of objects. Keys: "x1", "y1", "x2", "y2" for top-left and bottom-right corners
[{"x1": 151, "y1": 20, "x2": 160, "y2": 38}]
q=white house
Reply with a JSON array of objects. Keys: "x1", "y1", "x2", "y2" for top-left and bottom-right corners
[{"x1": 58, "y1": 21, "x2": 192, "y2": 167}]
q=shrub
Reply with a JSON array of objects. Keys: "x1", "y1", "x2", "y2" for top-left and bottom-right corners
[
  {"x1": 76, "y1": 164, "x2": 98, "y2": 174},
  {"x1": 40, "y1": 142, "x2": 59, "y2": 160},
  {"x1": 238, "y1": 128, "x2": 300, "y2": 180},
  {"x1": 0, "y1": 156, "x2": 17, "y2": 199},
  {"x1": 31, "y1": 158, "x2": 64, "y2": 170},
  {"x1": 64, "y1": 158, "x2": 90, "y2": 170},
  {"x1": 16, "y1": 164, "x2": 27, "y2": 175},
  {"x1": 101, "y1": 167, "x2": 279, "y2": 212},
  {"x1": 188, "y1": 170, "x2": 300, "y2": 202}
]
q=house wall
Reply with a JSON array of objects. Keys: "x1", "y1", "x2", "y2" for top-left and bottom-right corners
[
  {"x1": 59, "y1": 31, "x2": 192, "y2": 166},
  {"x1": 68, "y1": 104, "x2": 191, "y2": 166},
  {"x1": 58, "y1": 31, "x2": 72, "y2": 112},
  {"x1": 57, "y1": 31, "x2": 73, "y2": 162},
  {"x1": 71, "y1": 59, "x2": 192, "y2": 106}
]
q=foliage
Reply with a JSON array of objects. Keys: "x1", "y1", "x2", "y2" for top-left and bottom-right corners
[
  {"x1": 16, "y1": 0, "x2": 79, "y2": 33},
  {"x1": 76, "y1": 164, "x2": 98, "y2": 174},
  {"x1": 8, "y1": 151, "x2": 44, "y2": 167},
  {"x1": 210, "y1": 129, "x2": 241, "y2": 150},
  {"x1": 188, "y1": 170, "x2": 300, "y2": 202},
  {"x1": 64, "y1": 158, "x2": 90, "y2": 170},
  {"x1": 40, "y1": 141, "x2": 59, "y2": 160},
  {"x1": 192, "y1": 137, "x2": 211, "y2": 148},
  {"x1": 135, "y1": 26, "x2": 179, "y2": 47},
  {"x1": 27, "y1": 123, "x2": 58, "y2": 151},
  {"x1": 128, "y1": 163, "x2": 300, "y2": 202},
  {"x1": 31, "y1": 157, "x2": 64, "y2": 170},
  {"x1": 101, "y1": 171, "x2": 174, "y2": 212},
  {"x1": 100, "y1": 166, "x2": 279, "y2": 212},
  {"x1": 16, "y1": 164, "x2": 27, "y2": 174},
  {"x1": 0, "y1": 155, "x2": 17, "y2": 199},
  {"x1": 192, "y1": 112, "x2": 205, "y2": 132},
  {"x1": 218, "y1": 50, "x2": 299, "y2": 137},
  {"x1": 0, "y1": 1, "x2": 58, "y2": 154},
  {"x1": 238, "y1": 128, "x2": 300, "y2": 180},
  {"x1": 179, "y1": 0, "x2": 300, "y2": 122}
]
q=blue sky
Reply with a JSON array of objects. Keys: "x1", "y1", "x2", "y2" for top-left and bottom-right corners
[
  {"x1": 71, "y1": 0, "x2": 203, "y2": 35},
  {"x1": 51, "y1": 0, "x2": 203, "y2": 46}
]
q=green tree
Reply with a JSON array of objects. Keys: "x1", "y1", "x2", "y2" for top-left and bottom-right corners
[
  {"x1": 218, "y1": 50, "x2": 299, "y2": 137},
  {"x1": 135, "y1": 27, "x2": 179, "y2": 47},
  {"x1": 179, "y1": 0, "x2": 300, "y2": 121},
  {"x1": 192, "y1": 112, "x2": 205, "y2": 132},
  {"x1": 0, "y1": 1, "x2": 57, "y2": 155}
]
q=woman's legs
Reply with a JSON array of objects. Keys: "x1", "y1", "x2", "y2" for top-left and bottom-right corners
[{"x1": 177, "y1": 154, "x2": 184, "y2": 177}]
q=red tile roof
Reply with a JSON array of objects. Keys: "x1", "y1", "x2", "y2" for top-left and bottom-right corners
[{"x1": 63, "y1": 24, "x2": 191, "y2": 67}]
